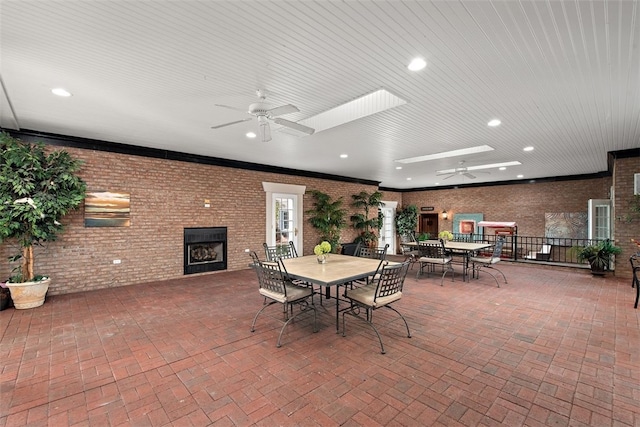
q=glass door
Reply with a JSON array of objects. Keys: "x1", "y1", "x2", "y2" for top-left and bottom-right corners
[{"x1": 270, "y1": 193, "x2": 300, "y2": 251}]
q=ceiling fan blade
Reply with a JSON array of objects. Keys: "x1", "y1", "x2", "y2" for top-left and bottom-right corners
[
  {"x1": 267, "y1": 104, "x2": 299, "y2": 116},
  {"x1": 214, "y1": 104, "x2": 248, "y2": 113},
  {"x1": 211, "y1": 118, "x2": 252, "y2": 129},
  {"x1": 464, "y1": 173, "x2": 476, "y2": 179},
  {"x1": 441, "y1": 174, "x2": 454, "y2": 180},
  {"x1": 272, "y1": 118, "x2": 315, "y2": 135}
]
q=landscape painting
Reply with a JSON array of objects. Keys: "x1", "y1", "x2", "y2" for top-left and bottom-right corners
[{"x1": 84, "y1": 191, "x2": 131, "y2": 227}]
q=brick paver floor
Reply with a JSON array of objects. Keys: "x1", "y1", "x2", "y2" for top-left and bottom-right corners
[{"x1": 1, "y1": 261, "x2": 638, "y2": 426}]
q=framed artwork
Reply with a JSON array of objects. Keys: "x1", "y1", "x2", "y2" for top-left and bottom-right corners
[
  {"x1": 452, "y1": 213, "x2": 484, "y2": 239},
  {"x1": 544, "y1": 212, "x2": 587, "y2": 245},
  {"x1": 84, "y1": 191, "x2": 131, "y2": 227}
]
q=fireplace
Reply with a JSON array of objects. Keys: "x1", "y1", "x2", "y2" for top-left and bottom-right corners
[{"x1": 184, "y1": 227, "x2": 227, "y2": 274}]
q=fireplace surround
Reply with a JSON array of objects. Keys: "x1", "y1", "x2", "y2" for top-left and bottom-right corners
[{"x1": 184, "y1": 227, "x2": 227, "y2": 274}]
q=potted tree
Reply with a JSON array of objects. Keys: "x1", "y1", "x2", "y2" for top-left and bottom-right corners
[
  {"x1": 575, "y1": 239, "x2": 622, "y2": 276},
  {"x1": 395, "y1": 204, "x2": 418, "y2": 254},
  {"x1": 0, "y1": 132, "x2": 87, "y2": 308},
  {"x1": 350, "y1": 190, "x2": 384, "y2": 247},
  {"x1": 305, "y1": 190, "x2": 347, "y2": 253}
]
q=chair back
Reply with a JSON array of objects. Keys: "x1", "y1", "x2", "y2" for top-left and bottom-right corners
[
  {"x1": 540, "y1": 244, "x2": 552, "y2": 254},
  {"x1": 251, "y1": 251, "x2": 288, "y2": 296},
  {"x1": 630, "y1": 253, "x2": 640, "y2": 270},
  {"x1": 491, "y1": 236, "x2": 506, "y2": 260},
  {"x1": 263, "y1": 241, "x2": 298, "y2": 261},
  {"x1": 374, "y1": 261, "x2": 411, "y2": 302},
  {"x1": 419, "y1": 239, "x2": 449, "y2": 259},
  {"x1": 356, "y1": 243, "x2": 388, "y2": 260},
  {"x1": 341, "y1": 242, "x2": 361, "y2": 256}
]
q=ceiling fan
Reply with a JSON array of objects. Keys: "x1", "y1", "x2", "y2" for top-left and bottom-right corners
[
  {"x1": 211, "y1": 90, "x2": 315, "y2": 142},
  {"x1": 436, "y1": 161, "x2": 489, "y2": 180}
]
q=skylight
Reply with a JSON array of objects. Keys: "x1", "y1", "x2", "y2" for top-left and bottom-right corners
[{"x1": 396, "y1": 145, "x2": 495, "y2": 164}]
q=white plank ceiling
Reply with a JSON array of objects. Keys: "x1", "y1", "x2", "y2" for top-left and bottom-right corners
[{"x1": 1, "y1": 0, "x2": 639, "y2": 189}]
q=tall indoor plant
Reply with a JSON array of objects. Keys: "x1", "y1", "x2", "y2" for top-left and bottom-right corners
[
  {"x1": 395, "y1": 204, "x2": 418, "y2": 242},
  {"x1": 350, "y1": 190, "x2": 384, "y2": 247},
  {"x1": 306, "y1": 190, "x2": 347, "y2": 252},
  {"x1": 0, "y1": 132, "x2": 86, "y2": 308}
]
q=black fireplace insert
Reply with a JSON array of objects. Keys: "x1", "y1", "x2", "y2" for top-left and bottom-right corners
[{"x1": 184, "y1": 227, "x2": 227, "y2": 274}]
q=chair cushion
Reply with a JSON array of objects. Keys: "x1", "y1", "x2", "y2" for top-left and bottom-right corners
[
  {"x1": 469, "y1": 256, "x2": 501, "y2": 264},
  {"x1": 418, "y1": 256, "x2": 452, "y2": 265},
  {"x1": 259, "y1": 282, "x2": 313, "y2": 303},
  {"x1": 345, "y1": 284, "x2": 402, "y2": 308}
]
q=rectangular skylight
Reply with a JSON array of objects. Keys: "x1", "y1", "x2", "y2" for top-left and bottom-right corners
[
  {"x1": 298, "y1": 89, "x2": 407, "y2": 134},
  {"x1": 396, "y1": 145, "x2": 495, "y2": 164}
]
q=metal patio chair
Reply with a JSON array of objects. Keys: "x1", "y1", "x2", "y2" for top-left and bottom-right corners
[
  {"x1": 342, "y1": 260, "x2": 411, "y2": 354},
  {"x1": 416, "y1": 239, "x2": 454, "y2": 286},
  {"x1": 630, "y1": 253, "x2": 639, "y2": 309},
  {"x1": 249, "y1": 252, "x2": 318, "y2": 347},
  {"x1": 263, "y1": 241, "x2": 298, "y2": 261},
  {"x1": 469, "y1": 236, "x2": 507, "y2": 287}
]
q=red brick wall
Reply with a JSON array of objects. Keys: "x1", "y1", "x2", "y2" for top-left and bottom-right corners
[
  {"x1": 402, "y1": 178, "x2": 611, "y2": 237},
  {"x1": 613, "y1": 156, "x2": 640, "y2": 279},
  {"x1": 2, "y1": 141, "x2": 635, "y2": 293}
]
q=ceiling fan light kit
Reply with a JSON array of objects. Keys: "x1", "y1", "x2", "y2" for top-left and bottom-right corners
[{"x1": 211, "y1": 89, "x2": 314, "y2": 142}]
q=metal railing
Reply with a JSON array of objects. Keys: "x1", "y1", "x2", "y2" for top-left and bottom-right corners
[{"x1": 451, "y1": 233, "x2": 605, "y2": 267}]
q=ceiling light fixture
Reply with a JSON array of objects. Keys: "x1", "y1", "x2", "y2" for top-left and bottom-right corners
[
  {"x1": 51, "y1": 88, "x2": 71, "y2": 97},
  {"x1": 517, "y1": 174, "x2": 524, "y2": 178},
  {"x1": 408, "y1": 57, "x2": 426, "y2": 71},
  {"x1": 499, "y1": 167, "x2": 506, "y2": 170},
  {"x1": 340, "y1": 154, "x2": 348, "y2": 158},
  {"x1": 487, "y1": 119, "x2": 501, "y2": 127},
  {"x1": 395, "y1": 166, "x2": 403, "y2": 170},
  {"x1": 396, "y1": 145, "x2": 494, "y2": 164},
  {"x1": 523, "y1": 146, "x2": 534, "y2": 151},
  {"x1": 246, "y1": 132, "x2": 256, "y2": 138}
]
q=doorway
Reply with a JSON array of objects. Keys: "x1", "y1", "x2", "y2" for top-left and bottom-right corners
[{"x1": 420, "y1": 213, "x2": 439, "y2": 239}]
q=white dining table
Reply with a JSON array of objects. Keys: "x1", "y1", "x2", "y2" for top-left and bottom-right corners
[{"x1": 281, "y1": 254, "x2": 389, "y2": 331}]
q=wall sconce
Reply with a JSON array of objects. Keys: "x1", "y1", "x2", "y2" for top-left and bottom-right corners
[{"x1": 442, "y1": 210, "x2": 448, "y2": 220}]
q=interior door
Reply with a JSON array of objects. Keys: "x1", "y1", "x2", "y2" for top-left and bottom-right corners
[{"x1": 420, "y1": 213, "x2": 439, "y2": 238}]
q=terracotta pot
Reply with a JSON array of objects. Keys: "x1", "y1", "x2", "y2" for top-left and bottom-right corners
[{"x1": 6, "y1": 277, "x2": 51, "y2": 309}]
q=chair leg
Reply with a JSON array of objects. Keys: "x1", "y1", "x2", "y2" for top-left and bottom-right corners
[
  {"x1": 277, "y1": 301, "x2": 318, "y2": 348},
  {"x1": 342, "y1": 306, "x2": 387, "y2": 354},
  {"x1": 382, "y1": 305, "x2": 411, "y2": 339},
  {"x1": 251, "y1": 300, "x2": 278, "y2": 332}
]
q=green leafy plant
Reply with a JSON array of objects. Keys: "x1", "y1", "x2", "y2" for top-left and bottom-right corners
[
  {"x1": 305, "y1": 190, "x2": 347, "y2": 252},
  {"x1": 0, "y1": 132, "x2": 87, "y2": 283},
  {"x1": 350, "y1": 191, "x2": 384, "y2": 247},
  {"x1": 417, "y1": 232, "x2": 431, "y2": 241},
  {"x1": 575, "y1": 239, "x2": 622, "y2": 272},
  {"x1": 395, "y1": 204, "x2": 418, "y2": 241}
]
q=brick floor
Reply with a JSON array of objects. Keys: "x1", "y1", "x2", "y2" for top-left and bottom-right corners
[{"x1": 1, "y1": 261, "x2": 638, "y2": 426}]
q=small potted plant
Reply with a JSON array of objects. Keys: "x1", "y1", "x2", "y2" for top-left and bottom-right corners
[
  {"x1": 0, "y1": 132, "x2": 86, "y2": 308},
  {"x1": 313, "y1": 241, "x2": 332, "y2": 264},
  {"x1": 575, "y1": 239, "x2": 622, "y2": 275},
  {"x1": 438, "y1": 230, "x2": 454, "y2": 242}
]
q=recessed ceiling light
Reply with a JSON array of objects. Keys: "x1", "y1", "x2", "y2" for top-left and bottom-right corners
[
  {"x1": 408, "y1": 57, "x2": 426, "y2": 71},
  {"x1": 395, "y1": 166, "x2": 403, "y2": 170},
  {"x1": 396, "y1": 145, "x2": 494, "y2": 164},
  {"x1": 246, "y1": 132, "x2": 256, "y2": 138},
  {"x1": 517, "y1": 174, "x2": 524, "y2": 178},
  {"x1": 499, "y1": 167, "x2": 506, "y2": 171},
  {"x1": 406, "y1": 177, "x2": 412, "y2": 181},
  {"x1": 340, "y1": 154, "x2": 348, "y2": 159},
  {"x1": 51, "y1": 88, "x2": 72, "y2": 97},
  {"x1": 523, "y1": 146, "x2": 534, "y2": 151},
  {"x1": 487, "y1": 119, "x2": 501, "y2": 127}
]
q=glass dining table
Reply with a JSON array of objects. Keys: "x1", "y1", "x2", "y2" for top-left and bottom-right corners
[{"x1": 281, "y1": 254, "x2": 388, "y2": 331}]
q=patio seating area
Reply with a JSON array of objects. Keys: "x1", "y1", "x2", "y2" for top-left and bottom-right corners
[{"x1": 1, "y1": 262, "x2": 639, "y2": 426}]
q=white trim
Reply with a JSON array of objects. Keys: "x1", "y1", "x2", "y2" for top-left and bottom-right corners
[{"x1": 263, "y1": 182, "x2": 306, "y2": 251}]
